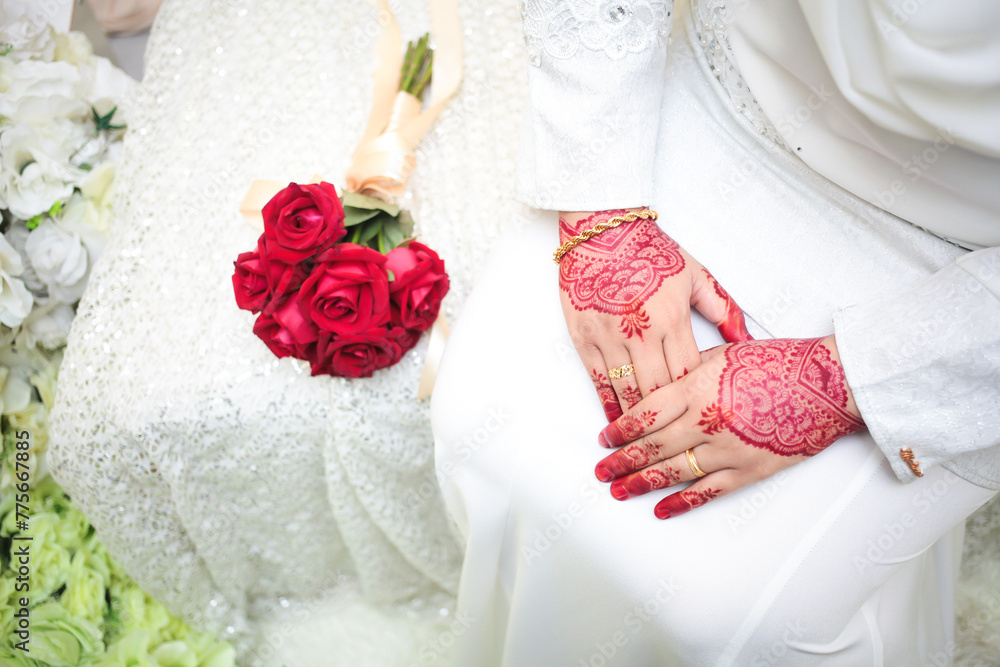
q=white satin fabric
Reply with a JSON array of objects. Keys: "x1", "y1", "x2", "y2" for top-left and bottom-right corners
[{"x1": 431, "y1": 5, "x2": 998, "y2": 663}]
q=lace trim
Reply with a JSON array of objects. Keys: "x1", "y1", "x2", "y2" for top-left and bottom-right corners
[
  {"x1": 522, "y1": 0, "x2": 672, "y2": 64},
  {"x1": 689, "y1": 0, "x2": 789, "y2": 151}
]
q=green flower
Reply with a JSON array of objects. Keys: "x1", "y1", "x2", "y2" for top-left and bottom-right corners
[
  {"x1": 22, "y1": 601, "x2": 103, "y2": 667},
  {"x1": 184, "y1": 633, "x2": 235, "y2": 667},
  {"x1": 97, "y1": 629, "x2": 157, "y2": 667},
  {"x1": 60, "y1": 549, "x2": 108, "y2": 625},
  {"x1": 0, "y1": 572, "x2": 19, "y2": 635},
  {"x1": 150, "y1": 640, "x2": 197, "y2": 667}
]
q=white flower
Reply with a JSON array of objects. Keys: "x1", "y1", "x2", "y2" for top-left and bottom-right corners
[
  {"x1": 15, "y1": 299, "x2": 74, "y2": 350},
  {"x1": 0, "y1": 57, "x2": 87, "y2": 122},
  {"x1": 24, "y1": 214, "x2": 104, "y2": 303},
  {"x1": 0, "y1": 234, "x2": 33, "y2": 327},
  {"x1": 3, "y1": 223, "x2": 44, "y2": 294},
  {"x1": 0, "y1": 1, "x2": 57, "y2": 61},
  {"x1": 54, "y1": 31, "x2": 93, "y2": 67},
  {"x1": 24, "y1": 221, "x2": 86, "y2": 303},
  {"x1": 74, "y1": 163, "x2": 116, "y2": 233},
  {"x1": 0, "y1": 120, "x2": 88, "y2": 219}
]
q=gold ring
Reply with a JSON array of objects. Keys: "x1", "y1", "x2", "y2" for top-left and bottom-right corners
[
  {"x1": 686, "y1": 448, "x2": 707, "y2": 478},
  {"x1": 607, "y1": 363, "x2": 635, "y2": 380}
]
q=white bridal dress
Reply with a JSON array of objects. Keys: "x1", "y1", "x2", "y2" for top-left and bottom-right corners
[
  {"x1": 47, "y1": 0, "x2": 528, "y2": 663},
  {"x1": 432, "y1": 0, "x2": 1000, "y2": 665}
]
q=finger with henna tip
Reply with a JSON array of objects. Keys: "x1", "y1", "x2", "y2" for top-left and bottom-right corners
[
  {"x1": 653, "y1": 475, "x2": 734, "y2": 519},
  {"x1": 579, "y1": 344, "x2": 622, "y2": 423},
  {"x1": 597, "y1": 384, "x2": 685, "y2": 449},
  {"x1": 609, "y1": 459, "x2": 688, "y2": 500},
  {"x1": 596, "y1": 419, "x2": 702, "y2": 480},
  {"x1": 604, "y1": 349, "x2": 641, "y2": 416},
  {"x1": 691, "y1": 268, "x2": 754, "y2": 343}
]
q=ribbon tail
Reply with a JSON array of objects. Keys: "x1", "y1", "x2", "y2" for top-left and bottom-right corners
[{"x1": 417, "y1": 314, "x2": 450, "y2": 400}]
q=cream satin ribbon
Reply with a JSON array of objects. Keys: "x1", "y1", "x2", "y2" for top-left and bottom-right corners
[{"x1": 238, "y1": 0, "x2": 463, "y2": 397}]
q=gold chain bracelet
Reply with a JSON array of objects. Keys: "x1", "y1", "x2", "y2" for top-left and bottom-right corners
[{"x1": 552, "y1": 209, "x2": 658, "y2": 264}]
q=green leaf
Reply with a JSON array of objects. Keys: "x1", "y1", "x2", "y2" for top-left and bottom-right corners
[
  {"x1": 48, "y1": 200, "x2": 63, "y2": 216},
  {"x1": 343, "y1": 206, "x2": 381, "y2": 227},
  {"x1": 358, "y1": 219, "x2": 382, "y2": 244},
  {"x1": 386, "y1": 269, "x2": 396, "y2": 282},
  {"x1": 341, "y1": 191, "x2": 400, "y2": 216},
  {"x1": 397, "y1": 209, "x2": 415, "y2": 239},
  {"x1": 377, "y1": 230, "x2": 388, "y2": 255},
  {"x1": 0, "y1": 44, "x2": 12, "y2": 57},
  {"x1": 384, "y1": 217, "x2": 405, "y2": 249},
  {"x1": 91, "y1": 105, "x2": 125, "y2": 136},
  {"x1": 25, "y1": 215, "x2": 42, "y2": 230}
]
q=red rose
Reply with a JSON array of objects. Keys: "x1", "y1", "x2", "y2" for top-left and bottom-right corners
[
  {"x1": 232, "y1": 242, "x2": 270, "y2": 313},
  {"x1": 262, "y1": 182, "x2": 345, "y2": 264},
  {"x1": 385, "y1": 241, "x2": 449, "y2": 331},
  {"x1": 252, "y1": 297, "x2": 319, "y2": 360},
  {"x1": 299, "y1": 243, "x2": 391, "y2": 335},
  {"x1": 311, "y1": 327, "x2": 407, "y2": 378},
  {"x1": 257, "y1": 235, "x2": 310, "y2": 310}
]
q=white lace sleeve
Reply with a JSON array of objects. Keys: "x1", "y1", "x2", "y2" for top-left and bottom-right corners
[
  {"x1": 834, "y1": 247, "x2": 1000, "y2": 489},
  {"x1": 516, "y1": 0, "x2": 673, "y2": 210}
]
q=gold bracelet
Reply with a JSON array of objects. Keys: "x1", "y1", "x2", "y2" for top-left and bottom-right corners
[{"x1": 552, "y1": 209, "x2": 658, "y2": 264}]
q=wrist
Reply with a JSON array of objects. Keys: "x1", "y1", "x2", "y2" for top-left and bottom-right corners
[
  {"x1": 558, "y1": 208, "x2": 648, "y2": 243},
  {"x1": 820, "y1": 334, "x2": 862, "y2": 421}
]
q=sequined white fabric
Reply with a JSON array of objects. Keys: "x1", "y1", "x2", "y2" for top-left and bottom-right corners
[
  {"x1": 46, "y1": 0, "x2": 527, "y2": 657},
  {"x1": 521, "y1": 0, "x2": 671, "y2": 62}
]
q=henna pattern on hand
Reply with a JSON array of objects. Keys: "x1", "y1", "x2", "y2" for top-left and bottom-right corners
[
  {"x1": 590, "y1": 369, "x2": 622, "y2": 421},
  {"x1": 654, "y1": 487, "x2": 722, "y2": 519},
  {"x1": 698, "y1": 338, "x2": 865, "y2": 457},
  {"x1": 620, "y1": 384, "x2": 642, "y2": 409},
  {"x1": 599, "y1": 409, "x2": 660, "y2": 449},
  {"x1": 560, "y1": 211, "x2": 684, "y2": 340},
  {"x1": 610, "y1": 464, "x2": 683, "y2": 500},
  {"x1": 702, "y1": 268, "x2": 751, "y2": 342}
]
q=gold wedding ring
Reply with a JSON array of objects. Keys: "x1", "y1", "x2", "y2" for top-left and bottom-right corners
[
  {"x1": 686, "y1": 448, "x2": 707, "y2": 478},
  {"x1": 607, "y1": 363, "x2": 635, "y2": 380}
]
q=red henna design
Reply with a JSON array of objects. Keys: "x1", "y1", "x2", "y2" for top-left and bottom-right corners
[
  {"x1": 559, "y1": 212, "x2": 684, "y2": 340},
  {"x1": 620, "y1": 384, "x2": 642, "y2": 409},
  {"x1": 702, "y1": 268, "x2": 752, "y2": 342},
  {"x1": 590, "y1": 369, "x2": 622, "y2": 421},
  {"x1": 611, "y1": 465, "x2": 683, "y2": 500},
  {"x1": 600, "y1": 409, "x2": 659, "y2": 449},
  {"x1": 698, "y1": 339, "x2": 865, "y2": 457},
  {"x1": 654, "y1": 487, "x2": 722, "y2": 519}
]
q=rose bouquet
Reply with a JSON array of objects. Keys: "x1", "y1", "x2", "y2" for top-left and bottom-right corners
[
  {"x1": 232, "y1": 181, "x2": 449, "y2": 378},
  {"x1": 233, "y1": 34, "x2": 454, "y2": 379}
]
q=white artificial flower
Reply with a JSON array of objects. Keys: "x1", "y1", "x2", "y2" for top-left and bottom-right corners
[
  {"x1": 75, "y1": 163, "x2": 116, "y2": 232},
  {"x1": 24, "y1": 220, "x2": 87, "y2": 303},
  {"x1": 0, "y1": 234, "x2": 34, "y2": 327},
  {"x1": 0, "y1": 120, "x2": 87, "y2": 219},
  {"x1": 54, "y1": 31, "x2": 93, "y2": 67},
  {"x1": 0, "y1": 1, "x2": 57, "y2": 61},
  {"x1": 24, "y1": 213, "x2": 104, "y2": 304},
  {"x1": 0, "y1": 57, "x2": 87, "y2": 122},
  {"x1": 3, "y1": 224, "x2": 44, "y2": 294},
  {"x1": 15, "y1": 299, "x2": 74, "y2": 350}
]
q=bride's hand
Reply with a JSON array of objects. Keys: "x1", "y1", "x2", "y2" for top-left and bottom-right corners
[
  {"x1": 592, "y1": 336, "x2": 866, "y2": 519},
  {"x1": 558, "y1": 209, "x2": 752, "y2": 422}
]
